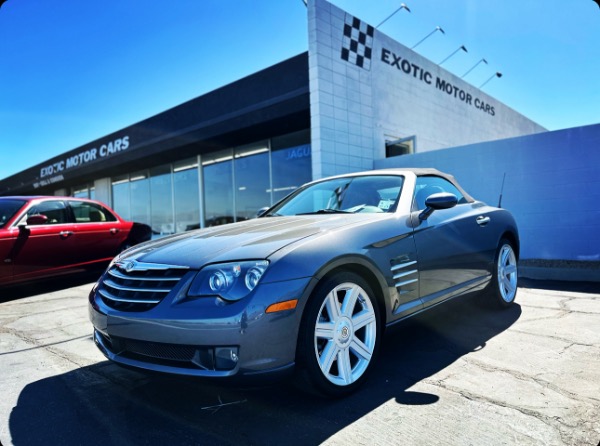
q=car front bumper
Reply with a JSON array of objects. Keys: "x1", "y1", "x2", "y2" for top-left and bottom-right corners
[{"x1": 88, "y1": 275, "x2": 314, "y2": 380}]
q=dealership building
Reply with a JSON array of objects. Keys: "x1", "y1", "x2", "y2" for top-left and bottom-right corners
[
  {"x1": 0, "y1": 0, "x2": 545, "y2": 234},
  {"x1": 0, "y1": 1, "x2": 550, "y2": 237}
]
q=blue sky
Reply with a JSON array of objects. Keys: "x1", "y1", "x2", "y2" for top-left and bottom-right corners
[{"x1": 1, "y1": 0, "x2": 599, "y2": 180}]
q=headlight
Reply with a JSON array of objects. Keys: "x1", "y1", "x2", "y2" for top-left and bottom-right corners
[{"x1": 188, "y1": 260, "x2": 269, "y2": 301}]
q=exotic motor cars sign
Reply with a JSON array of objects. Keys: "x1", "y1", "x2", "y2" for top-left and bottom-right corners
[
  {"x1": 39, "y1": 136, "x2": 130, "y2": 180},
  {"x1": 380, "y1": 48, "x2": 496, "y2": 116}
]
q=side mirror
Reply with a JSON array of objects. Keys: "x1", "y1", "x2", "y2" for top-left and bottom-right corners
[
  {"x1": 256, "y1": 207, "x2": 270, "y2": 218},
  {"x1": 25, "y1": 214, "x2": 49, "y2": 226},
  {"x1": 419, "y1": 193, "x2": 457, "y2": 220}
]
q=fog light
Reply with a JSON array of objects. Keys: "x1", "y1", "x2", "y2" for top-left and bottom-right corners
[{"x1": 215, "y1": 347, "x2": 239, "y2": 370}]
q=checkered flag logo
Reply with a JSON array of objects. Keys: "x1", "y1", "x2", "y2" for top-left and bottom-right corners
[{"x1": 341, "y1": 14, "x2": 374, "y2": 70}]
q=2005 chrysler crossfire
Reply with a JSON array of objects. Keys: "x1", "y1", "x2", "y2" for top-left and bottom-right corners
[{"x1": 89, "y1": 168, "x2": 519, "y2": 397}]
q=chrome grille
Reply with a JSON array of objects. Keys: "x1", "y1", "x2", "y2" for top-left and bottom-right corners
[{"x1": 98, "y1": 260, "x2": 189, "y2": 311}]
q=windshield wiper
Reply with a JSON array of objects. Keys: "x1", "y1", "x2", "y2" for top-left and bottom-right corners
[{"x1": 297, "y1": 209, "x2": 352, "y2": 215}]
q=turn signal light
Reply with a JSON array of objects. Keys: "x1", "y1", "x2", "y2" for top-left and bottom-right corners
[{"x1": 266, "y1": 299, "x2": 298, "y2": 314}]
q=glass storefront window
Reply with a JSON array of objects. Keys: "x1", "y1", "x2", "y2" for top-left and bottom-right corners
[
  {"x1": 72, "y1": 184, "x2": 95, "y2": 199},
  {"x1": 72, "y1": 186, "x2": 88, "y2": 198},
  {"x1": 109, "y1": 131, "x2": 311, "y2": 230},
  {"x1": 150, "y1": 165, "x2": 174, "y2": 235},
  {"x1": 111, "y1": 175, "x2": 130, "y2": 220},
  {"x1": 130, "y1": 171, "x2": 150, "y2": 227},
  {"x1": 203, "y1": 150, "x2": 234, "y2": 227},
  {"x1": 174, "y1": 159, "x2": 200, "y2": 232},
  {"x1": 234, "y1": 141, "x2": 270, "y2": 221},
  {"x1": 271, "y1": 130, "x2": 312, "y2": 203}
]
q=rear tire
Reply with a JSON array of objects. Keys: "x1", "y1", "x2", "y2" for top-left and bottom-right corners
[
  {"x1": 119, "y1": 242, "x2": 133, "y2": 253},
  {"x1": 487, "y1": 239, "x2": 518, "y2": 308},
  {"x1": 295, "y1": 271, "x2": 381, "y2": 397}
]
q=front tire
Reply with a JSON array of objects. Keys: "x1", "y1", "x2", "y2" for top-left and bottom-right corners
[
  {"x1": 488, "y1": 239, "x2": 518, "y2": 308},
  {"x1": 296, "y1": 271, "x2": 381, "y2": 397}
]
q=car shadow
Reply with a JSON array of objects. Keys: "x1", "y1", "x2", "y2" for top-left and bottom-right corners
[
  {"x1": 1, "y1": 270, "x2": 103, "y2": 302},
  {"x1": 8, "y1": 296, "x2": 521, "y2": 446},
  {"x1": 519, "y1": 278, "x2": 600, "y2": 294}
]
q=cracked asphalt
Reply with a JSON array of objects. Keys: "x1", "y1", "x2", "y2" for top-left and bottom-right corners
[{"x1": 0, "y1": 275, "x2": 599, "y2": 446}]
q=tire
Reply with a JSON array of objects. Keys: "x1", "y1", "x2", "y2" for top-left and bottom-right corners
[
  {"x1": 296, "y1": 271, "x2": 381, "y2": 397},
  {"x1": 487, "y1": 239, "x2": 518, "y2": 308},
  {"x1": 119, "y1": 242, "x2": 133, "y2": 253}
]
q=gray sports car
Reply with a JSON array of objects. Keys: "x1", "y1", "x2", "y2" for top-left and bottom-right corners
[{"x1": 89, "y1": 168, "x2": 519, "y2": 397}]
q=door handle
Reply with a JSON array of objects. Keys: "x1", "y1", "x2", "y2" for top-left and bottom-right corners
[
  {"x1": 59, "y1": 231, "x2": 74, "y2": 238},
  {"x1": 110, "y1": 228, "x2": 120, "y2": 234},
  {"x1": 476, "y1": 216, "x2": 490, "y2": 226}
]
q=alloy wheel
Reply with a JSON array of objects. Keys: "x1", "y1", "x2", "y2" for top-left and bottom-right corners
[{"x1": 313, "y1": 282, "x2": 378, "y2": 386}]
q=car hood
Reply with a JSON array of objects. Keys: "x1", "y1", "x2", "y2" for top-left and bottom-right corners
[{"x1": 122, "y1": 215, "x2": 378, "y2": 269}]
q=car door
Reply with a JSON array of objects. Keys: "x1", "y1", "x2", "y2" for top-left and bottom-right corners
[
  {"x1": 0, "y1": 198, "x2": 29, "y2": 284},
  {"x1": 11, "y1": 199, "x2": 79, "y2": 281},
  {"x1": 67, "y1": 200, "x2": 128, "y2": 265},
  {"x1": 0, "y1": 229, "x2": 17, "y2": 283},
  {"x1": 411, "y1": 176, "x2": 495, "y2": 307}
]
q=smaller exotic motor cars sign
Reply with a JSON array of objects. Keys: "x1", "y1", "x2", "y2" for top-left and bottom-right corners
[{"x1": 38, "y1": 136, "x2": 130, "y2": 180}]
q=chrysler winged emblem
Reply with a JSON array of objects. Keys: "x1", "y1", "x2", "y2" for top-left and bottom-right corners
[{"x1": 118, "y1": 260, "x2": 137, "y2": 273}]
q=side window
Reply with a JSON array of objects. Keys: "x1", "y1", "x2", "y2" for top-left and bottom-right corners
[
  {"x1": 413, "y1": 176, "x2": 466, "y2": 211},
  {"x1": 25, "y1": 201, "x2": 70, "y2": 224},
  {"x1": 68, "y1": 201, "x2": 117, "y2": 223}
]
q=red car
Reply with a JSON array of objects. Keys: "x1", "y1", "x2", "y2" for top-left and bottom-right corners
[{"x1": 0, "y1": 196, "x2": 151, "y2": 287}]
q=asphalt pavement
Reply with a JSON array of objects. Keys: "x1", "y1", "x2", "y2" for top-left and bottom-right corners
[{"x1": 1, "y1": 274, "x2": 599, "y2": 446}]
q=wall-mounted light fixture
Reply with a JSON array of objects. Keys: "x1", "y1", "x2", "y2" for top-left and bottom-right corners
[
  {"x1": 479, "y1": 72, "x2": 503, "y2": 89},
  {"x1": 411, "y1": 26, "x2": 445, "y2": 50},
  {"x1": 376, "y1": 3, "x2": 411, "y2": 29},
  {"x1": 462, "y1": 58, "x2": 488, "y2": 78},
  {"x1": 439, "y1": 45, "x2": 468, "y2": 65}
]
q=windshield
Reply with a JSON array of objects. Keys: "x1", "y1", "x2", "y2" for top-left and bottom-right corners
[
  {"x1": 0, "y1": 199, "x2": 27, "y2": 229},
  {"x1": 267, "y1": 175, "x2": 404, "y2": 216}
]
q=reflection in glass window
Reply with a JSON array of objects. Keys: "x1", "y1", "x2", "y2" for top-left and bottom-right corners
[
  {"x1": 112, "y1": 176, "x2": 130, "y2": 220},
  {"x1": 235, "y1": 141, "x2": 270, "y2": 221},
  {"x1": 271, "y1": 130, "x2": 312, "y2": 203},
  {"x1": 270, "y1": 175, "x2": 404, "y2": 216},
  {"x1": 73, "y1": 186, "x2": 89, "y2": 198},
  {"x1": 203, "y1": 150, "x2": 234, "y2": 227},
  {"x1": 72, "y1": 184, "x2": 96, "y2": 199},
  {"x1": 0, "y1": 199, "x2": 26, "y2": 228},
  {"x1": 174, "y1": 159, "x2": 200, "y2": 231},
  {"x1": 130, "y1": 171, "x2": 150, "y2": 226},
  {"x1": 69, "y1": 200, "x2": 117, "y2": 223},
  {"x1": 25, "y1": 200, "x2": 70, "y2": 224},
  {"x1": 413, "y1": 176, "x2": 467, "y2": 211},
  {"x1": 150, "y1": 166, "x2": 174, "y2": 235}
]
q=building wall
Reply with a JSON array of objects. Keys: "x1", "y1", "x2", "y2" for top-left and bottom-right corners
[
  {"x1": 308, "y1": 0, "x2": 377, "y2": 180},
  {"x1": 375, "y1": 123, "x2": 600, "y2": 262},
  {"x1": 308, "y1": 0, "x2": 546, "y2": 180}
]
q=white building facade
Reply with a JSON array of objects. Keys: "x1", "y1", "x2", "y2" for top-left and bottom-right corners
[{"x1": 308, "y1": 0, "x2": 545, "y2": 179}]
